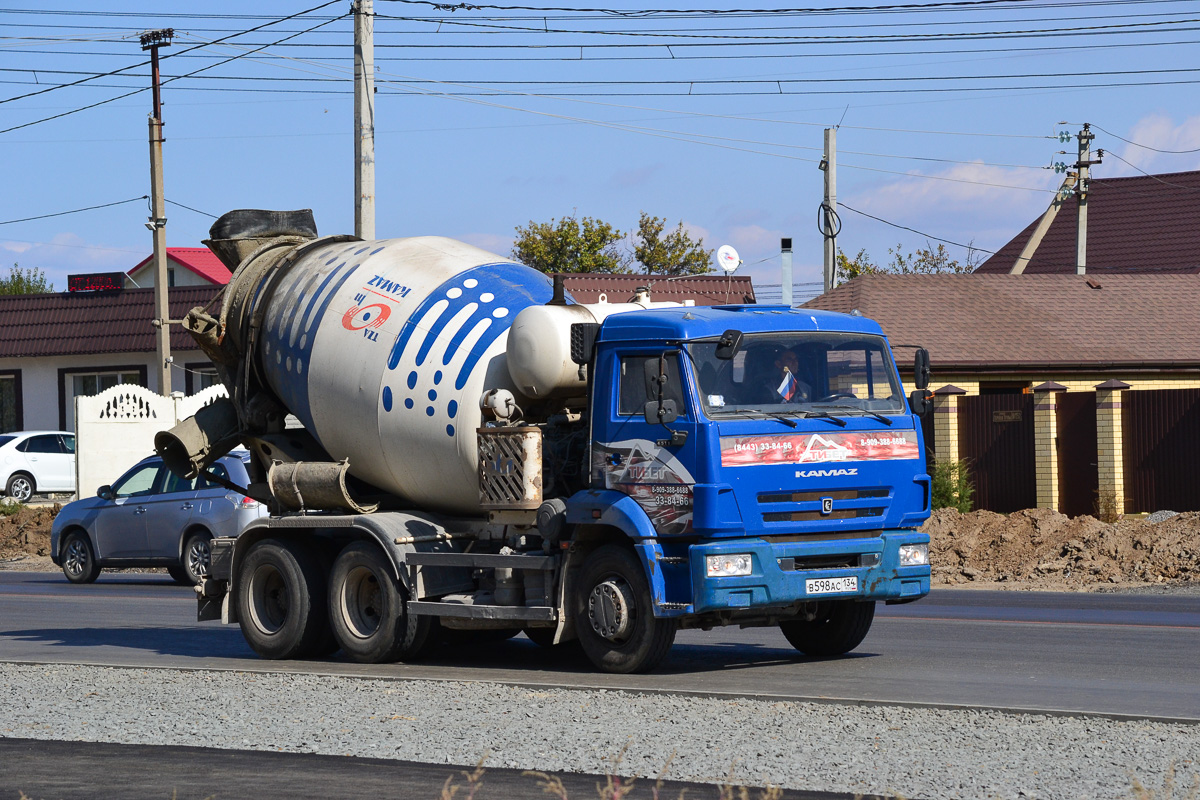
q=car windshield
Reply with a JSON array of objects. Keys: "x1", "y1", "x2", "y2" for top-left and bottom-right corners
[{"x1": 688, "y1": 332, "x2": 905, "y2": 418}]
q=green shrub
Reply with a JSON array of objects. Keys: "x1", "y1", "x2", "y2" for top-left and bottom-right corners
[
  {"x1": 930, "y1": 457, "x2": 974, "y2": 513},
  {"x1": 0, "y1": 498, "x2": 22, "y2": 517}
]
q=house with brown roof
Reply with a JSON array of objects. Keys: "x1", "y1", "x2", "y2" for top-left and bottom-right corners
[
  {"x1": 804, "y1": 273, "x2": 1200, "y2": 516},
  {"x1": 0, "y1": 286, "x2": 221, "y2": 433},
  {"x1": 976, "y1": 170, "x2": 1200, "y2": 274}
]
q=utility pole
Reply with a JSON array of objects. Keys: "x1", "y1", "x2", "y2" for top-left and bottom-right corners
[
  {"x1": 780, "y1": 237, "x2": 793, "y2": 306},
  {"x1": 1075, "y1": 123, "x2": 1100, "y2": 275},
  {"x1": 354, "y1": 0, "x2": 376, "y2": 240},
  {"x1": 820, "y1": 128, "x2": 838, "y2": 294},
  {"x1": 142, "y1": 28, "x2": 173, "y2": 397}
]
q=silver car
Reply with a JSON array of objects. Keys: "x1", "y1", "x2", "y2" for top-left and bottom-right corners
[{"x1": 50, "y1": 451, "x2": 267, "y2": 585}]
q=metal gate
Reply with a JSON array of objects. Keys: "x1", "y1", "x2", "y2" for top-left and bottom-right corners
[
  {"x1": 1055, "y1": 391, "x2": 1097, "y2": 517},
  {"x1": 958, "y1": 394, "x2": 1036, "y2": 513},
  {"x1": 1123, "y1": 388, "x2": 1200, "y2": 513},
  {"x1": 918, "y1": 406, "x2": 936, "y2": 474}
]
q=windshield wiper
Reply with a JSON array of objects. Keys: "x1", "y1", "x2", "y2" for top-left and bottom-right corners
[
  {"x1": 813, "y1": 404, "x2": 894, "y2": 426},
  {"x1": 726, "y1": 408, "x2": 798, "y2": 428},
  {"x1": 801, "y1": 410, "x2": 848, "y2": 427}
]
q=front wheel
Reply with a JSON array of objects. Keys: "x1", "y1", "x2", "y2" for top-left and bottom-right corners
[
  {"x1": 780, "y1": 600, "x2": 875, "y2": 657},
  {"x1": 236, "y1": 538, "x2": 330, "y2": 660},
  {"x1": 328, "y1": 541, "x2": 432, "y2": 663},
  {"x1": 6, "y1": 473, "x2": 34, "y2": 503},
  {"x1": 573, "y1": 545, "x2": 677, "y2": 674},
  {"x1": 61, "y1": 531, "x2": 101, "y2": 584}
]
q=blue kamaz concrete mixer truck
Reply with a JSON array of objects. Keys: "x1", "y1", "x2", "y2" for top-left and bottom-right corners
[{"x1": 158, "y1": 209, "x2": 933, "y2": 674}]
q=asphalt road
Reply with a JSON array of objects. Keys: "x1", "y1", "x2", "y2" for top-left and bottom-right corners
[{"x1": 2, "y1": 571, "x2": 1198, "y2": 721}]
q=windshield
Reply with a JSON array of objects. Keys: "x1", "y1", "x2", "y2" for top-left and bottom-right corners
[{"x1": 689, "y1": 332, "x2": 905, "y2": 418}]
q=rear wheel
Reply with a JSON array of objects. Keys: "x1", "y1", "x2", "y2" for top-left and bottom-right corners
[
  {"x1": 573, "y1": 545, "x2": 677, "y2": 674},
  {"x1": 6, "y1": 473, "x2": 33, "y2": 503},
  {"x1": 181, "y1": 532, "x2": 213, "y2": 585},
  {"x1": 236, "y1": 538, "x2": 330, "y2": 660},
  {"x1": 779, "y1": 600, "x2": 875, "y2": 657},
  {"x1": 328, "y1": 541, "x2": 432, "y2": 663},
  {"x1": 61, "y1": 531, "x2": 101, "y2": 584}
]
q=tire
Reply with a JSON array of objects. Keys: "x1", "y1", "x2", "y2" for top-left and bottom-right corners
[
  {"x1": 6, "y1": 473, "x2": 34, "y2": 503},
  {"x1": 441, "y1": 627, "x2": 521, "y2": 646},
  {"x1": 166, "y1": 566, "x2": 192, "y2": 585},
  {"x1": 61, "y1": 531, "x2": 101, "y2": 584},
  {"x1": 327, "y1": 541, "x2": 432, "y2": 664},
  {"x1": 573, "y1": 545, "x2": 677, "y2": 674},
  {"x1": 236, "y1": 538, "x2": 330, "y2": 660},
  {"x1": 779, "y1": 600, "x2": 876, "y2": 657},
  {"x1": 181, "y1": 532, "x2": 213, "y2": 585}
]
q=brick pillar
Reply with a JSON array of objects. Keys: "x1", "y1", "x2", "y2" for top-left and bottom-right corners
[
  {"x1": 1032, "y1": 381, "x2": 1066, "y2": 510},
  {"x1": 931, "y1": 385, "x2": 966, "y2": 463},
  {"x1": 1095, "y1": 379, "x2": 1129, "y2": 516}
]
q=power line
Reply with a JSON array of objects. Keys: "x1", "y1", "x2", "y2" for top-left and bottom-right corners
[
  {"x1": 376, "y1": 0, "x2": 1180, "y2": 15},
  {"x1": 1090, "y1": 122, "x2": 1200, "y2": 154},
  {"x1": 1102, "y1": 151, "x2": 1200, "y2": 190},
  {"x1": 165, "y1": 199, "x2": 219, "y2": 218},
  {"x1": 0, "y1": 195, "x2": 147, "y2": 225},
  {"x1": 837, "y1": 202, "x2": 996, "y2": 254}
]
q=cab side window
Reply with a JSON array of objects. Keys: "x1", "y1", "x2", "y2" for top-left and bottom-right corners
[
  {"x1": 19, "y1": 435, "x2": 63, "y2": 454},
  {"x1": 618, "y1": 354, "x2": 686, "y2": 416}
]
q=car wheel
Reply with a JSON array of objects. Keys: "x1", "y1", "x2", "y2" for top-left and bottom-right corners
[
  {"x1": 61, "y1": 531, "x2": 101, "y2": 584},
  {"x1": 236, "y1": 538, "x2": 330, "y2": 660},
  {"x1": 779, "y1": 600, "x2": 875, "y2": 657},
  {"x1": 573, "y1": 545, "x2": 677, "y2": 674},
  {"x1": 6, "y1": 473, "x2": 34, "y2": 503},
  {"x1": 328, "y1": 541, "x2": 432, "y2": 663},
  {"x1": 181, "y1": 532, "x2": 213, "y2": 585}
]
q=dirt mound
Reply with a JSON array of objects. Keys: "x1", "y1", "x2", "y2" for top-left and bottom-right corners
[
  {"x1": 0, "y1": 504, "x2": 58, "y2": 560},
  {"x1": 923, "y1": 507, "x2": 1200, "y2": 589}
]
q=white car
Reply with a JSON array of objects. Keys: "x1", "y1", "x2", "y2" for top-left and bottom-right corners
[{"x1": 0, "y1": 430, "x2": 76, "y2": 502}]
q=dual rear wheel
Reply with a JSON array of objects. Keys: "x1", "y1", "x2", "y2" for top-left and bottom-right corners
[{"x1": 236, "y1": 538, "x2": 430, "y2": 663}]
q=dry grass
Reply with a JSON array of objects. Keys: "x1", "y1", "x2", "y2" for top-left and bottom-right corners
[{"x1": 1131, "y1": 762, "x2": 1200, "y2": 800}]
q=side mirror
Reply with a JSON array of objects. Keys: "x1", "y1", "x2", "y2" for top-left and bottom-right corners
[
  {"x1": 715, "y1": 329, "x2": 744, "y2": 360},
  {"x1": 97, "y1": 485, "x2": 114, "y2": 501},
  {"x1": 645, "y1": 399, "x2": 678, "y2": 425},
  {"x1": 914, "y1": 348, "x2": 931, "y2": 390},
  {"x1": 909, "y1": 389, "x2": 932, "y2": 416}
]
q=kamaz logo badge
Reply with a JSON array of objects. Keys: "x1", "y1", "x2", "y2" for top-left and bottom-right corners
[
  {"x1": 795, "y1": 468, "x2": 858, "y2": 478},
  {"x1": 821, "y1": 497, "x2": 833, "y2": 515}
]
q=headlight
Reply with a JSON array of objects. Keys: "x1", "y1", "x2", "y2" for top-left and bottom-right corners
[
  {"x1": 706, "y1": 554, "x2": 752, "y2": 577},
  {"x1": 898, "y1": 544, "x2": 929, "y2": 566}
]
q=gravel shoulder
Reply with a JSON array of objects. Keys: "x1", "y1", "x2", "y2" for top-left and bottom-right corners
[{"x1": 2, "y1": 663, "x2": 1198, "y2": 800}]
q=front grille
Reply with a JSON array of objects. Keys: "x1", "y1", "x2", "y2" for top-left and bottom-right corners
[
  {"x1": 762, "y1": 507, "x2": 885, "y2": 522},
  {"x1": 758, "y1": 488, "x2": 888, "y2": 504},
  {"x1": 778, "y1": 555, "x2": 860, "y2": 571}
]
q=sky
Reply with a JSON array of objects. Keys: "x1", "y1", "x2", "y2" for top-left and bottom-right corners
[{"x1": 2, "y1": 0, "x2": 1199, "y2": 302}]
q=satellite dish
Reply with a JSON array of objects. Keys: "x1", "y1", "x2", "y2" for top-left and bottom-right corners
[{"x1": 716, "y1": 245, "x2": 741, "y2": 275}]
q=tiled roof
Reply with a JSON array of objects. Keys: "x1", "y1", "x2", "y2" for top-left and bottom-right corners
[
  {"x1": 977, "y1": 170, "x2": 1200, "y2": 274},
  {"x1": 802, "y1": 273, "x2": 1200, "y2": 371},
  {"x1": 558, "y1": 273, "x2": 756, "y2": 305},
  {"x1": 128, "y1": 247, "x2": 232, "y2": 284},
  {"x1": 0, "y1": 286, "x2": 219, "y2": 358}
]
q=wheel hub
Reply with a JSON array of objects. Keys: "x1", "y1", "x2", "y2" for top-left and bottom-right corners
[{"x1": 588, "y1": 578, "x2": 635, "y2": 642}]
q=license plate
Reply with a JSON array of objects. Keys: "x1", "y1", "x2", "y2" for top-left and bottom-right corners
[{"x1": 805, "y1": 576, "x2": 858, "y2": 595}]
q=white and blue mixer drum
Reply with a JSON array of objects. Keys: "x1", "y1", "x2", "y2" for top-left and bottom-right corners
[{"x1": 254, "y1": 236, "x2": 557, "y2": 513}]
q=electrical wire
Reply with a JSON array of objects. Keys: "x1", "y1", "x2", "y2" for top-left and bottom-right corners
[
  {"x1": 838, "y1": 202, "x2": 996, "y2": 254},
  {"x1": 1101, "y1": 150, "x2": 1200, "y2": 190},
  {"x1": 0, "y1": 195, "x2": 147, "y2": 225},
  {"x1": 165, "y1": 199, "x2": 219, "y2": 218},
  {"x1": 1090, "y1": 122, "x2": 1200, "y2": 154}
]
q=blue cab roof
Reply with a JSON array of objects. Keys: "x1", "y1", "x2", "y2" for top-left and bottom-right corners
[{"x1": 596, "y1": 304, "x2": 887, "y2": 342}]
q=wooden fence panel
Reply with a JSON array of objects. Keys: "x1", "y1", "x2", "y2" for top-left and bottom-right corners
[
  {"x1": 1123, "y1": 388, "x2": 1200, "y2": 513},
  {"x1": 959, "y1": 394, "x2": 1036, "y2": 513}
]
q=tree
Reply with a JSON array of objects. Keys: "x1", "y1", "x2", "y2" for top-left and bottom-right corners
[
  {"x1": 0, "y1": 263, "x2": 54, "y2": 295},
  {"x1": 835, "y1": 241, "x2": 980, "y2": 283},
  {"x1": 632, "y1": 212, "x2": 712, "y2": 276},
  {"x1": 511, "y1": 215, "x2": 631, "y2": 274}
]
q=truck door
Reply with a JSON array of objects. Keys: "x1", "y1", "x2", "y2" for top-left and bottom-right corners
[{"x1": 592, "y1": 350, "x2": 699, "y2": 535}]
